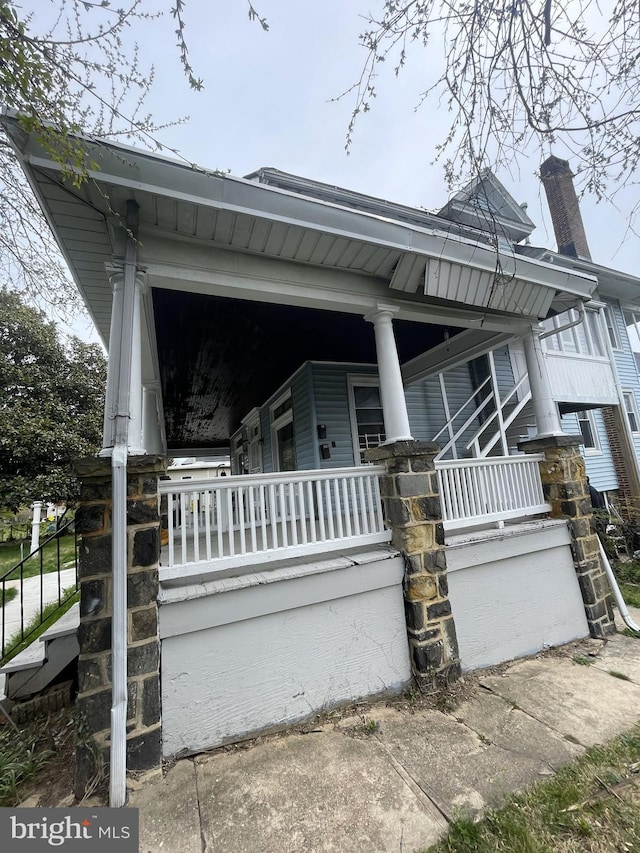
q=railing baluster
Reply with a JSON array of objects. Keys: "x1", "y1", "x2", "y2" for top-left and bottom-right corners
[
  {"x1": 306, "y1": 480, "x2": 316, "y2": 543},
  {"x1": 332, "y1": 479, "x2": 344, "y2": 538},
  {"x1": 168, "y1": 493, "x2": 175, "y2": 567},
  {"x1": 324, "y1": 479, "x2": 335, "y2": 539},
  {"x1": 192, "y1": 492, "x2": 200, "y2": 564},
  {"x1": 357, "y1": 475, "x2": 368, "y2": 534},
  {"x1": 238, "y1": 487, "x2": 247, "y2": 555},
  {"x1": 289, "y1": 483, "x2": 298, "y2": 546},
  {"x1": 259, "y1": 485, "x2": 268, "y2": 549},
  {"x1": 297, "y1": 482, "x2": 307, "y2": 544},
  {"x1": 349, "y1": 477, "x2": 360, "y2": 536},
  {"x1": 315, "y1": 479, "x2": 326, "y2": 541},
  {"x1": 364, "y1": 474, "x2": 376, "y2": 532},
  {"x1": 248, "y1": 487, "x2": 257, "y2": 552},
  {"x1": 269, "y1": 484, "x2": 278, "y2": 549},
  {"x1": 226, "y1": 489, "x2": 235, "y2": 556},
  {"x1": 278, "y1": 484, "x2": 288, "y2": 547},
  {"x1": 372, "y1": 476, "x2": 385, "y2": 532},
  {"x1": 215, "y1": 489, "x2": 223, "y2": 558},
  {"x1": 179, "y1": 493, "x2": 188, "y2": 565},
  {"x1": 204, "y1": 490, "x2": 212, "y2": 562},
  {"x1": 341, "y1": 478, "x2": 352, "y2": 537}
]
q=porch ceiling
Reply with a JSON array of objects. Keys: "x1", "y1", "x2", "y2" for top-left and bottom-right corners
[
  {"x1": 3, "y1": 114, "x2": 598, "y2": 353},
  {"x1": 154, "y1": 289, "x2": 450, "y2": 449}
]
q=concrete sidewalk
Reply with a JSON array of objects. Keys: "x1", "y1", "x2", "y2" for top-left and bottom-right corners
[{"x1": 129, "y1": 622, "x2": 640, "y2": 853}]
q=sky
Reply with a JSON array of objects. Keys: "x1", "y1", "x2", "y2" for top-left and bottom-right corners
[{"x1": 47, "y1": 1, "x2": 640, "y2": 337}]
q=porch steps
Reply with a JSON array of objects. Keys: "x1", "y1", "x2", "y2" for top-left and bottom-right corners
[{"x1": 0, "y1": 603, "x2": 79, "y2": 701}]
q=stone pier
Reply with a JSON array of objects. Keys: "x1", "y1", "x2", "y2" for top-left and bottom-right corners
[
  {"x1": 519, "y1": 435, "x2": 615, "y2": 638},
  {"x1": 366, "y1": 441, "x2": 460, "y2": 685},
  {"x1": 73, "y1": 455, "x2": 165, "y2": 798}
]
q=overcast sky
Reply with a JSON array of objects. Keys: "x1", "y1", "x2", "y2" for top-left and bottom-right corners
[{"x1": 61, "y1": 1, "x2": 640, "y2": 337}]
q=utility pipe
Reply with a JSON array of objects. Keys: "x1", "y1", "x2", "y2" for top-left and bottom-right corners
[
  {"x1": 598, "y1": 537, "x2": 640, "y2": 632},
  {"x1": 108, "y1": 200, "x2": 140, "y2": 808}
]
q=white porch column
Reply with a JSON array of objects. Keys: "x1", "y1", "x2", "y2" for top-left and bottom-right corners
[
  {"x1": 366, "y1": 306, "x2": 413, "y2": 443},
  {"x1": 100, "y1": 265, "x2": 146, "y2": 456},
  {"x1": 522, "y1": 323, "x2": 565, "y2": 438}
]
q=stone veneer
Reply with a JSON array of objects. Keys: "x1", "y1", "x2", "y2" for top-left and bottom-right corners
[
  {"x1": 73, "y1": 455, "x2": 165, "y2": 798},
  {"x1": 519, "y1": 435, "x2": 615, "y2": 638},
  {"x1": 365, "y1": 441, "x2": 461, "y2": 685}
]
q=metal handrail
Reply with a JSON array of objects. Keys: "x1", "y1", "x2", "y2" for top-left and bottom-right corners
[{"x1": 1, "y1": 518, "x2": 79, "y2": 662}]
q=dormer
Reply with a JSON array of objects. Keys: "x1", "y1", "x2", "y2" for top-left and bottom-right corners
[{"x1": 438, "y1": 169, "x2": 536, "y2": 244}]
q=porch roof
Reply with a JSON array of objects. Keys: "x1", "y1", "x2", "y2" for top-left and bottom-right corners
[{"x1": 4, "y1": 114, "x2": 597, "y2": 350}]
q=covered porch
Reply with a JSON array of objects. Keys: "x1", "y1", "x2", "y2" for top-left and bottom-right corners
[{"x1": 4, "y1": 113, "x2": 613, "y2": 799}]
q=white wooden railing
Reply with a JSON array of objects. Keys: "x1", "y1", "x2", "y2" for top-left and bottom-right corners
[
  {"x1": 159, "y1": 466, "x2": 390, "y2": 578},
  {"x1": 435, "y1": 454, "x2": 550, "y2": 532}
]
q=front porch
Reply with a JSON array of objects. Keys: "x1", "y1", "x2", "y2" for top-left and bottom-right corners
[{"x1": 5, "y1": 116, "x2": 617, "y2": 802}]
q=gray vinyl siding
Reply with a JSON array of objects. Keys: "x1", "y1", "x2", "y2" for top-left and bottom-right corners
[
  {"x1": 291, "y1": 364, "x2": 316, "y2": 471},
  {"x1": 608, "y1": 298, "x2": 640, "y2": 465},
  {"x1": 311, "y1": 362, "x2": 379, "y2": 469},
  {"x1": 406, "y1": 364, "x2": 477, "y2": 457},
  {"x1": 560, "y1": 409, "x2": 618, "y2": 492},
  {"x1": 259, "y1": 407, "x2": 272, "y2": 472},
  {"x1": 405, "y1": 380, "x2": 431, "y2": 440},
  {"x1": 255, "y1": 363, "x2": 314, "y2": 474},
  {"x1": 492, "y1": 347, "x2": 516, "y2": 396}
]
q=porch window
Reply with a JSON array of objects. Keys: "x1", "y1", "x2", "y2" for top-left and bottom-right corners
[
  {"x1": 623, "y1": 391, "x2": 640, "y2": 434},
  {"x1": 348, "y1": 376, "x2": 385, "y2": 464},
  {"x1": 540, "y1": 307, "x2": 608, "y2": 358},
  {"x1": 576, "y1": 410, "x2": 599, "y2": 453}
]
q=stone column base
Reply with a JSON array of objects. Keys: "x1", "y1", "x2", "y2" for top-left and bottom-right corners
[{"x1": 366, "y1": 441, "x2": 461, "y2": 685}]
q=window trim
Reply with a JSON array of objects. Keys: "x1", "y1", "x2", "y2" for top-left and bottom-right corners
[
  {"x1": 622, "y1": 390, "x2": 640, "y2": 434},
  {"x1": 576, "y1": 409, "x2": 600, "y2": 454},
  {"x1": 270, "y1": 389, "x2": 295, "y2": 472},
  {"x1": 347, "y1": 374, "x2": 385, "y2": 465},
  {"x1": 604, "y1": 304, "x2": 622, "y2": 351},
  {"x1": 540, "y1": 307, "x2": 608, "y2": 360}
]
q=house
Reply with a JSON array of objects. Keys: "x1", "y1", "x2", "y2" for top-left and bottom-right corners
[{"x1": 3, "y1": 112, "x2": 619, "y2": 804}]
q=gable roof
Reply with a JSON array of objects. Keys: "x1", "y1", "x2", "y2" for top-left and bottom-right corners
[{"x1": 438, "y1": 169, "x2": 536, "y2": 243}]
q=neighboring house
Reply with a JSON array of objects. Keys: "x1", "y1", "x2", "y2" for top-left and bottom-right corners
[{"x1": 4, "y1": 114, "x2": 623, "y2": 799}]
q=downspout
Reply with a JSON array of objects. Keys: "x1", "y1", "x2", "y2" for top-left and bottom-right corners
[
  {"x1": 538, "y1": 302, "x2": 585, "y2": 341},
  {"x1": 598, "y1": 538, "x2": 640, "y2": 632},
  {"x1": 107, "y1": 200, "x2": 140, "y2": 807}
]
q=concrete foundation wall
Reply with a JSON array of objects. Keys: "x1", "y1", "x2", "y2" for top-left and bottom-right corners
[
  {"x1": 446, "y1": 521, "x2": 589, "y2": 671},
  {"x1": 159, "y1": 549, "x2": 410, "y2": 758}
]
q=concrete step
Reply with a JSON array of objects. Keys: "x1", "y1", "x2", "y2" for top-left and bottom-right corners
[{"x1": 1, "y1": 603, "x2": 79, "y2": 700}]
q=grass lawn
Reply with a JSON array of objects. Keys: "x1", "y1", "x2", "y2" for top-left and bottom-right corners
[
  {"x1": 426, "y1": 725, "x2": 640, "y2": 853},
  {"x1": 1, "y1": 586, "x2": 18, "y2": 606},
  {"x1": 0, "y1": 534, "x2": 77, "y2": 581},
  {"x1": 611, "y1": 559, "x2": 640, "y2": 609}
]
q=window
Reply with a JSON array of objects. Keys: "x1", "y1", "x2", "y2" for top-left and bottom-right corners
[
  {"x1": 348, "y1": 376, "x2": 385, "y2": 464},
  {"x1": 540, "y1": 307, "x2": 607, "y2": 358},
  {"x1": 576, "y1": 410, "x2": 599, "y2": 452},
  {"x1": 623, "y1": 391, "x2": 640, "y2": 433},
  {"x1": 604, "y1": 305, "x2": 621, "y2": 350}
]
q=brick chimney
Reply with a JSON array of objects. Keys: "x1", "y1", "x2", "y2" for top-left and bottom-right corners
[{"x1": 540, "y1": 155, "x2": 591, "y2": 261}]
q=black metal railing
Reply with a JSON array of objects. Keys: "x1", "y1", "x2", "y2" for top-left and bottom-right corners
[{"x1": 0, "y1": 518, "x2": 79, "y2": 663}]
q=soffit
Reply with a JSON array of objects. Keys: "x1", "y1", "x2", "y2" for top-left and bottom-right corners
[{"x1": 4, "y1": 115, "x2": 598, "y2": 351}]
